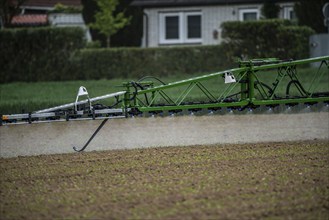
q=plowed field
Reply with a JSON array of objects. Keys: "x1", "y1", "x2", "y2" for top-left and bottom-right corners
[{"x1": 1, "y1": 141, "x2": 329, "y2": 219}]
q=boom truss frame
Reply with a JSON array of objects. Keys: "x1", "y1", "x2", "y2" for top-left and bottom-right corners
[{"x1": 1, "y1": 56, "x2": 328, "y2": 125}]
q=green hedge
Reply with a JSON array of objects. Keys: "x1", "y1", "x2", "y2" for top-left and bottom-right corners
[
  {"x1": 72, "y1": 45, "x2": 231, "y2": 80},
  {"x1": 4, "y1": 20, "x2": 315, "y2": 83},
  {"x1": 0, "y1": 28, "x2": 230, "y2": 82},
  {"x1": 221, "y1": 19, "x2": 315, "y2": 61},
  {"x1": 0, "y1": 27, "x2": 86, "y2": 83}
]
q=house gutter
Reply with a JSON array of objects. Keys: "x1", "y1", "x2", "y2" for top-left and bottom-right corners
[{"x1": 131, "y1": 0, "x2": 298, "y2": 8}]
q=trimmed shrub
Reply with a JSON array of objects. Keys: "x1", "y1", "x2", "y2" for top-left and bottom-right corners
[
  {"x1": 221, "y1": 19, "x2": 315, "y2": 62},
  {"x1": 0, "y1": 26, "x2": 230, "y2": 83},
  {"x1": 1, "y1": 27, "x2": 233, "y2": 83},
  {"x1": 0, "y1": 27, "x2": 86, "y2": 83},
  {"x1": 71, "y1": 45, "x2": 231, "y2": 80}
]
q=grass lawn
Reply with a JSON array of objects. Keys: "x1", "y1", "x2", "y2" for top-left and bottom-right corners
[
  {"x1": 0, "y1": 67, "x2": 328, "y2": 114},
  {"x1": 0, "y1": 75, "x2": 193, "y2": 114}
]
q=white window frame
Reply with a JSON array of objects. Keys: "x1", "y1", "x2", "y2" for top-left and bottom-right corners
[
  {"x1": 239, "y1": 8, "x2": 260, "y2": 21},
  {"x1": 283, "y1": 6, "x2": 295, "y2": 20},
  {"x1": 184, "y1": 11, "x2": 202, "y2": 43},
  {"x1": 159, "y1": 12, "x2": 183, "y2": 44},
  {"x1": 159, "y1": 11, "x2": 202, "y2": 44}
]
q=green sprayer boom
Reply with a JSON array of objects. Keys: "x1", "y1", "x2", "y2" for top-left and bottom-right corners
[
  {"x1": 1, "y1": 56, "x2": 328, "y2": 153},
  {"x1": 2, "y1": 56, "x2": 329, "y2": 125},
  {"x1": 124, "y1": 56, "x2": 329, "y2": 116}
]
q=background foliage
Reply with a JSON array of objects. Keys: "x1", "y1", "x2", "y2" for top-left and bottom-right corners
[
  {"x1": 261, "y1": 1, "x2": 280, "y2": 19},
  {"x1": 0, "y1": 26, "x2": 230, "y2": 83},
  {"x1": 72, "y1": 45, "x2": 230, "y2": 80},
  {"x1": 88, "y1": 0, "x2": 131, "y2": 48},
  {"x1": 81, "y1": 0, "x2": 143, "y2": 47},
  {"x1": 221, "y1": 19, "x2": 315, "y2": 62},
  {"x1": 294, "y1": 0, "x2": 328, "y2": 33},
  {"x1": 0, "y1": 27, "x2": 86, "y2": 83},
  {"x1": 1, "y1": 19, "x2": 314, "y2": 83}
]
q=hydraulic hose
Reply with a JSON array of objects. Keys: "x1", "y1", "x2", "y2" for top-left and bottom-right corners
[{"x1": 286, "y1": 80, "x2": 309, "y2": 97}]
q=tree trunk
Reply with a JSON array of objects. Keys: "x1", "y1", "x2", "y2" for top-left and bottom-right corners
[{"x1": 107, "y1": 36, "x2": 111, "y2": 47}]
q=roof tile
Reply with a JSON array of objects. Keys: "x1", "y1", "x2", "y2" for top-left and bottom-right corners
[{"x1": 11, "y1": 14, "x2": 48, "y2": 26}]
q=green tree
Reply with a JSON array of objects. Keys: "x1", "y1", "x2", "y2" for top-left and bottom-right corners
[
  {"x1": 261, "y1": 1, "x2": 280, "y2": 19},
  {"x1": 81, "y1": 0, "x2": 101, "y2": 43},
  {"x1": 89, "y1": 0, "x2": 130, "y2": 47},
  {"x1": 111, "y1": 1, "x2": 143, "y2": 47},
  {"x1": 294, "y1": 0, "x2": 327, "y2": 33},
  {"x1": 0, "y1": 0, "x2": 26, "y2": 28}
]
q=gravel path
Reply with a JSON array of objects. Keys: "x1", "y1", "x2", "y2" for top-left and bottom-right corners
[{"x1": 1, "y1": 112, "x2": 328, "y2": 158}]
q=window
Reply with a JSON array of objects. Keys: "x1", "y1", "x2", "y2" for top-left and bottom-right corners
[
  {"x1": 187, "y1": 14, "x2": 201, "y2": 39},
  {"x1": 284, "y1": 7, "x2": 296, "y2": 20},
  {"x1": 159, "y1": 12, "x2": 202, "y2": 44},
  {"x1": 239, "y1": 9, "x2": 260, "y2": 21},
  {"x1": 165, "y1": 16, "x2": 179, "y2": 39}
]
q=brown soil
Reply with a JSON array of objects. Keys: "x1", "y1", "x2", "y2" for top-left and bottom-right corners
[{"x1": 1, "y1": 141, "x2": 329, "y2": 219}]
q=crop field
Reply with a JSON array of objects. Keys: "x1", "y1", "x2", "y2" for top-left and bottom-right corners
[{"x1": 1, "y1": 141, "x2": 328, "y2": 219}]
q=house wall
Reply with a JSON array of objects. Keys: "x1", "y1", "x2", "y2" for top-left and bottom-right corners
[
  {"x1": 142, "y1": 2, "x2": 294, "y2": 47},
  {"x1": 17, "y1": 2, "x2": 91, "y2": 42},
  {"x1": 48, "y1": 13, "x2": 91, "y2": 41}
]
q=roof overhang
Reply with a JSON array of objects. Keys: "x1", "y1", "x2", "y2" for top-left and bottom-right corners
[{"x1": 131, "y1": 0, "x2": 296, "y2": 8}]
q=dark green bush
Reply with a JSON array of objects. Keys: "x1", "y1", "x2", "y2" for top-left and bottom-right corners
[
  {"x1": 0, "y1": 26, "x2": 230, "y2": 83},
  {"x1": 221, "y1": 19, "x2": 315, "y2": 62},
  {"x1": 1, "y1": 19, "x2": 316, "y2": 83},
  {"x1": 0, "y1": 27, "x2": 86, "y2": 83},
  {"x1": 67, "y1": 45, "x2": 231, "y2": 80}
]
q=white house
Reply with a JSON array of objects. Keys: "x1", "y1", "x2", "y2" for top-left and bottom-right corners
[
  {"x1": 47, "y1": 13, "x2": 91, "y2": 41},
  {"x1": 131, "y1": 0, "x2": 296, "y2": 47},
  {"x1": 8, "y1": 0, "x2": 91, "y2": 41}
]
